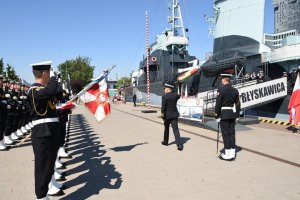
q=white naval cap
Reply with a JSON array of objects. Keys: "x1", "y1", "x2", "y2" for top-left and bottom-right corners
[
  {"x1": 30, "y1": 61, "x2": 53, "y2": 70},
  {"x1": 220, "y1": 73, "x2": 233, "y2": 78},
  {"x1": 163, "y1": 82, "x2": 174, "y2": 88}
]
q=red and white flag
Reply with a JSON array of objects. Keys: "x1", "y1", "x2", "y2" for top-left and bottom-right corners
[
  {"x1": 80, "y1": 78, "x2": 111, "y2": 122},
  {"x1": 57, "y1": 100, "x2": 76, "y2": 110},
  {"x1": 288, "y1": 73, "x2": 300, "y2": 125}
]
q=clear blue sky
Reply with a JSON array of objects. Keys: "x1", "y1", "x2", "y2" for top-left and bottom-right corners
[{"x1": 0, "y1": 0, "x2": 274, "y2": 83}]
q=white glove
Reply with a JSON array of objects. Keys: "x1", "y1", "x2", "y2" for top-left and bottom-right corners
[
  {"x1": 50, "y1": 69, "x2": 55, "y2": 77},
  {"x1": 216, "y1": 118, "x2": 220, "y2": 123},
  {"x1": 236, "y1": 118, "x2": 240, "y2": 122}
]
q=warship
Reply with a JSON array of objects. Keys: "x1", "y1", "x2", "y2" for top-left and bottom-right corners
[
  {"x1": 196, "y1": 0, "x2": 300, "y2": 119},
  {"x1": 124, "y1": 0, "x2": 197, "y2": 106},
  {"x1": 125, "y1": 0, "x2": 300, "y2": 120}
]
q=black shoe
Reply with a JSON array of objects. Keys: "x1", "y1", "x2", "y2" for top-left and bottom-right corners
[
  {"x1": 219, "y1": 157, "x2": 234, "y2": 161},
  {"x1": 56, "y1": 176, "x2": 66, "y2": 181},
  {"x1": 161, "y1": 142, "x2": 168, "y2": 146},
  {"x1": 0, "y1": 147, "x2": 8, "y2": 151},
  {"x1": 177, "y1": 145, "x2": 183, "y2": 151},
  {"x1": 59, "y1": 155, "x2": 73, "y2": 159},
  {"x1": 56, "y1": 164, "x2": 66, "y2": 170}
]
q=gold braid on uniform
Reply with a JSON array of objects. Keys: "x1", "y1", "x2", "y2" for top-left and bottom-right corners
[
  {"x1": 32, "y1": 87, "x2": 48, "y2": 116},
  {"x1": 48, "y1": 101, "x2": 56, "y2": 110}
]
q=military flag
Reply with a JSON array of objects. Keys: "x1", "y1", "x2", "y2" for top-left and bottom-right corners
[
  {"x1": 288, "y1": 72, "x2": 300, "y2": 126},
  {"x1": 80, "y1": 76, "x2": 110, "y2": 122},
  {"x1": 69, "y1": 65, "x2": 115, "y2": 122}
]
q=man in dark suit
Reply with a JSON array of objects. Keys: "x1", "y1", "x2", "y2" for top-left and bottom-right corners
[
  {"x1": 161, "y1": 83, "x2": 183, "y2": 151},
  {"x1": 132, "y1": 89, "x2": 137, "y2": 107},
  {"x1": 215, "y1": 74, "x2": 240, "y2": 161},
  {"x1": 28, "y1": 61, "x2": 63, "y2": 200}
]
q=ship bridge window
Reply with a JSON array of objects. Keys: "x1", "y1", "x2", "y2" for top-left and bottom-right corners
[
  {"x1": 149, "y1": 64, "x2": 158, "y2": 71},
  {"x1": 142, "y1": 65, "x2": 159, "y2": 83},
  {"x1": 143, "y1": 64, "x2": 158, "y2": 71}
]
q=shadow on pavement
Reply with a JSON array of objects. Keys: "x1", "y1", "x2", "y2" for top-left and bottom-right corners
[
  {"x1": 109, "y1": 142, "x2": 148, "y2": 152},
  {"x1": 286, "y1": 126, "x2": 300, "y2": 134},
  {"x1": 169, "y1": 137, "x2": 191, "y2": 146},
  {"x1": 60, "y1": 114, "x2": 122, "y2": 200}
]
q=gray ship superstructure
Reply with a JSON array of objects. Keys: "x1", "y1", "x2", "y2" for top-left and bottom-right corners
[
  {"x1": 199, "y1": 0, "x2": 300, "y2": 119},
  {"x1": 126, "y1": 0, "x2": 300, "y2": 120},
  {"x1": 201, "y1": 0, "x2": 269, "y2": 78},
  {"x1": 126, "y1": 0, "x2": 196, "y2": 105}
]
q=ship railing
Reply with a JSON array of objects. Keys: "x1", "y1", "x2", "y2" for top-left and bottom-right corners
[
  {"x1": 203, "y1": 89, "x2": 218, "y2": 116},
  {"x1": 233, "y1": 79, "x2": 257, "y2": 89},
  {"x1": 165, "y1": 66, "x2": 179, "y2": 83}
]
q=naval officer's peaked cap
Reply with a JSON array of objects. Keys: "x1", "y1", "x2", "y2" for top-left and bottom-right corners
[
  {"x1": 163, "y1": 82, "x2": 174, "y2": 89},
  {"x1": 30, "y1": 61, "x2": 53, "y2": 70},
  {"x1": 220, "y1": 73, "x2": 233, "y2": 78}
]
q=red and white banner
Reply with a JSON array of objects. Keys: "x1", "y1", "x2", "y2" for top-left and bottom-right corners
[
  {"x1": 288, "y1": 73, "x2": 300, "y2": 125},
  {"x1": 57, "y1": 100, "x2": 76, "y2": 110},
  {"x1": 80, "y1": 78, "x2": 111, "y2": 122}
]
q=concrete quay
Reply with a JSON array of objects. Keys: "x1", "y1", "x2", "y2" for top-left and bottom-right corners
[{"x1": 0, "y1": 103, "x2": 299, "y2": 200}]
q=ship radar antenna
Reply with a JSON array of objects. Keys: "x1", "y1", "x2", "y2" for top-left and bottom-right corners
[
  {"x1": 168, "y1": 0, "x2": 186, "y2": 37},
  {"x1": 204, "y1": 6, "x2": 220, "y2": 37},
  {"x1": 204, "y1": 14, "x2": 215, "y2": 37}
]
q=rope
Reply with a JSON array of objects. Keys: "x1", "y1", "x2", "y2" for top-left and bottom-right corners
[{"x1": 31, "y1": 88, "x2": 48, "y2": 116}]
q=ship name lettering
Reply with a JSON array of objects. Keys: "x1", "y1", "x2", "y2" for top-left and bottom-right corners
[{"x1": 240, "y1": 81, "x2": 285, "y2": 103}]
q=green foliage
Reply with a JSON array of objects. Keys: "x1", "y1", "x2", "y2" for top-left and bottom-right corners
[
  {"x1": 57, "y1": 56, "x2": 95, "y2": 86},
  {"x1": 6, "y1": 64, "x2": 18, "y2": 81},
  {"x1": 117, "y1": 76, "x2": 131, "y2": 88},
  {"x1": 0, "y1": 58, "x2": 19, "y2": 81},
  {"x1": 0, "y1": 58, "x2": 4, "y2": 75},
  {"x1": 0, "y1": 58, "x2": 24, "y2": 82}
]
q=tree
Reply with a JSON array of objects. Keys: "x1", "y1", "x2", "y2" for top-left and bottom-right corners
[
  {"x1": 58, "y1": 56, "x2": 95, "y2": 93},
  {"x1": 70, "y1": 79, "x2": 84, "y2": 94},
  {"x1": 116, "y1": 76, "x2": 131, "y2": 89},
  {"x1": 0, "y1": 58, "x2": 4, "y2": 75},
  {"x1": 6, "y1": 64, "x2": 18, "y2": 81}
]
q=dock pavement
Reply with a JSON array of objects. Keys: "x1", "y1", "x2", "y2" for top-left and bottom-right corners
[{"x1": 0, "y1": 103, "x2": 300, "y2": 200}]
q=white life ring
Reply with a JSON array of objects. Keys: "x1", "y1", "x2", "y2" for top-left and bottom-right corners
[{"x1": 151, "y1": 57, "x2": 157, "y2": 62}]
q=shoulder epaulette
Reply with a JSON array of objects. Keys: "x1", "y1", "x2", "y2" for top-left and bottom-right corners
[{"x1": 29, "y1": 86, "x2": 45, "y2": 91}]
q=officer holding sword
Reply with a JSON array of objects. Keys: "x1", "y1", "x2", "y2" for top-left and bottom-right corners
[{"x1": 215, "y1": 73, "x2": 240, "y2": 161}]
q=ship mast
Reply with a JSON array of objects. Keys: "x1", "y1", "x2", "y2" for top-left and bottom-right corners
[{"x1": 168, "y1": 0, "x2": 186, "y2": 37}]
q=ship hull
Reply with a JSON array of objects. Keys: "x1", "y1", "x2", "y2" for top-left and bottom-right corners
[
  {"x1": 247, "y1": 96, "x2": 290, "y2": 120},
  {"x1": 125, "y1": 82, "x2": 165, "y2": 106}
]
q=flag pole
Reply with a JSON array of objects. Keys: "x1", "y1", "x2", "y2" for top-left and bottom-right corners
[{"x1": 141, "y1": 11, "x2": 157, "y2": 114}]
